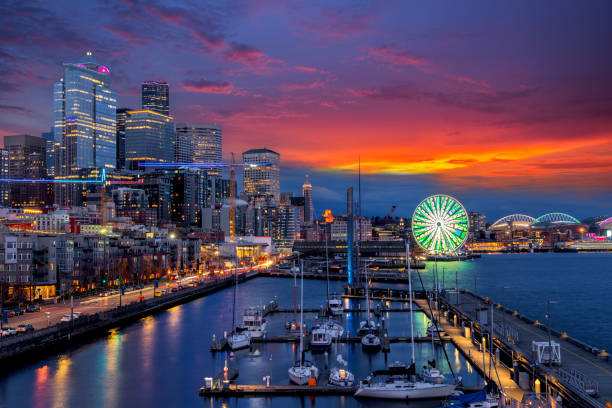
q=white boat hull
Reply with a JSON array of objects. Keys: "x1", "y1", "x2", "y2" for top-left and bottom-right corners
[
  {"x1": 288, "y1": 365, "x2": 319, "y2": 385},
  {"x1": 329, "y1": 368, "x2": 355, "y2": 387},
  {"x1": 354, "y1": 382, "x2": 456, "y2": 400},
  {"x1": 228, "y1": 333, "x2": 250, "y2": 350}
]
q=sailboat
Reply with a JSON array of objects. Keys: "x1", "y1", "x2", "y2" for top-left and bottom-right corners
[
  {"x1": 361, "y1": 267, "x2": 381, "y2": 351},
  {"x1": 288, "y1": 259, "x2": 319, "y2": 384},
  {"x1": 354, "y1": 242, "x2": 456, "y2": 400},
  {"x1": 324, "y1": 235, "x2": 343, "y2": 316},
  {"x1": 228, "y1": 266, "x2": 250, "y2": 350},
  {"x1": 285, "y1": 261, "x2": 306, "y2": 333},
  {"x1": 329, "y1": 354, "x2": 355, "y2": 387},
  {"x1": 423, "y1": 294, "x2": 445, "y2": 384}
]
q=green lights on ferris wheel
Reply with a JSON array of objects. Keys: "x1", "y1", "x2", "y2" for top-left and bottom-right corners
[{"x1": 412, "y1": 194, "x2": 469, "y2": 254}]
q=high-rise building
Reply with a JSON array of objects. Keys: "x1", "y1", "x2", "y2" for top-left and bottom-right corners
[
  {"x1": 115, "y1": 108, "x2": 131, "y2": 170},
  {"x1": 0, "y1": 149, "x2": 9, "y2": 206},
  {"x1": 468, "y1": 211, "x2": 486, "y2": 232},
  {"x1": 175, "y1": 124, "x2": 222, "y2": 176},
  {"x1": 53, "y1": 52, "x2": 117, "y2": 175},
  {"x1": 53, "y1": 52, "x2": 116, "y2": 206},
  {"x1": 173, "y1": 126, "x2": 193, "y2": 163},
  {"x1": 4, "y1": 134, "x2": 50, "y2": 207},
  {"x1": 142, "y1": 80, "x2": 169, "y2": 115},
  {"x1": 125, "y1": 110, "x2": 174, "y2": 170},
  {"x1": 302, "y1": 174, "x2": 313, "y2": 226},
  {"x1": 242, "y1": 148, "x2": 280, "y2": 206},
  {"x1": 41, "y1": 128, "x2": 54, "y2": 178}
]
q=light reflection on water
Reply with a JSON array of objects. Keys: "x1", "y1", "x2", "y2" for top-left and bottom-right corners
[{"x1": 3, "y1": 253, "x2": 610, "y2": 407}]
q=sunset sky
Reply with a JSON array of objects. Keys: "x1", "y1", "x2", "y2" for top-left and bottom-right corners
[{"x1": 1, "y1": 0, "x2": 611, "y2": 221}]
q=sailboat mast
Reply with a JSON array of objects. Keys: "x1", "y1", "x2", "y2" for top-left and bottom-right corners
[
  {"x1": 407, "y1": 241, "x2": 415, "y2": 364},
  {"x1": 232, "y1": 265, "x2": 237, "y2": 332},
  {"x1": 300, "y1": 258, "x2": 304, "y2": 366},
  {"x1": 293, "y1": 258, "x2": 297, "y2": 321},
  {"x1": 325, "y1": 235, "x2": 330, "y2": 301}
]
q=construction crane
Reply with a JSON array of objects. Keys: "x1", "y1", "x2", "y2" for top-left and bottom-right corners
[{"x1": 383, "y1": 205, "x2": 397, "y2": 224}]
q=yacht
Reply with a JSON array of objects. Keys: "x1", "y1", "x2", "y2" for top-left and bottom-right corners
[
  {"x1": 310, "y1": 327, "x2": 332, "y2": 351},
  {"x1": 228, "y1": 331, "x2": 250, "y2": 350},
  {"x1": 329, "y1": 367, "x2": 355, "y2": 387},
  {"x1": 227, "y1": 268, "x2": 251, "y2": 350},
  {"x1": 355, "y1": 377, "x2": 456, "y2": 400},
  {"x1": 289, "y1": 359, "x2": 319, "y2": 385},
  {"x1": 327, "y1": 294, "x2": 343, "y2": 315},
  {"x1": 319, "y1": 318, "x2": 344, "y2": 339},
  {"x1": 422, "y1": 364, "x2": 445, "y2": 384},
  {"x1": 241, "y1": 306, "x2": 267, "y2": 338},
  {"x1": 361, "y1": 330, "x2": 381, "y2": 351},
  {"x1": 358, "y1": 319, "x2": 378, "y2": 335},
  {"x1": 288, "y1": 259, "x2": 319, "y2": 385}
]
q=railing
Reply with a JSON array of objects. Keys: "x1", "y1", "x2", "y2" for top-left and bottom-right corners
[{"x1": 557, "y1": 367, "x2": 599, "y2": 397}]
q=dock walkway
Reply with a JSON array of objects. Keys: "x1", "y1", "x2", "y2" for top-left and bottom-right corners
[
  {"x1": 452, "y1": 292, "x2": 611, "y2": 407},
  {"x1": 414, "y1": 298, "x2": 526, "y2": 403}
]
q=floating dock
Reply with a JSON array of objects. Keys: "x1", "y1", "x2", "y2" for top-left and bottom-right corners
[{"x1": 200, "y1": 384, "x2": 357, "y2": 396}]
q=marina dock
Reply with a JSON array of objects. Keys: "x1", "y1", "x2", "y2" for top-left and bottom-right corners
[
  {"x1": 200, "y1": 384, "x2": 357, "y2": 396},
  {"x1": 437, "y1": 290, "x2": 612, "y2": 407}
]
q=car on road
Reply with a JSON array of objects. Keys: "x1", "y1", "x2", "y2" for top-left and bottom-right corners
[
  {"x1": 13, "y1": 308, "x2": 25, "y2": 316},
  {"x1": 26, "y1": 304, "x2": 41, "y2": 313},
  {"x1": 2, "y1": 327, "x2": 17, "y2": 336},
  {"x1": 17, "y1": 324, "x2": 34, "y2": 333},
  {"x1": 72, "y1": 312, "x2": 82, "y2": 319},
  {"x1": 60, "y1": 314, "x2": 72, "y2": 322}
]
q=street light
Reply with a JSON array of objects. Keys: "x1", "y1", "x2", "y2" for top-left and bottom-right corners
[
  {"x1": 501, "y1": 286, "x2": 511, "y2": 340},
  {"x1": 547, "y1": 300, "x2": 559, "y2": 367}
]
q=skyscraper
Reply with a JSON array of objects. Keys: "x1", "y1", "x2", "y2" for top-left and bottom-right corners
[
  {"x1": 4, "y1": 135, "x2": 49, "y2": 207},
  {"x1": 142, "y1": 81, "x2": 169, "y2": 115},
  {"x1": 0, "y1": 149, "x2": 9, "y2": 206},
  {"x1": 124, "y1": 110, "x2": 174, "y2": 170},
  {"x1": 175, "y1": 124, "x2": 222, "y2": 175},
  {"x1": 41, "y1": 128, "x2": 54, "y2": 178},
  {"x1": 302, "y1": 174, "x2": 313, "y2": 225},
  {"x1": 242, "y1": 148, "x2": 280, "y2": 206},
  {"x1": 115, "y1": 108, "x2": 130, "y2": 170},
  {"x1": 53, "y1": 52, "x2": 117, "y2": 175}
]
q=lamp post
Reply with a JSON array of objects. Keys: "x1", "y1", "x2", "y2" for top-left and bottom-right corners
[
  {"x1": 547, "y1": 300, "x2": 559, "y2": 366},
  {"x1": 501, "y1": 286, "x2": 511, "y2": 341}
]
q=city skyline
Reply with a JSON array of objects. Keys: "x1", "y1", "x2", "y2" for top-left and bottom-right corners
[{"x1": 1, "y1": 1, "x2": 611, "y2": 219}]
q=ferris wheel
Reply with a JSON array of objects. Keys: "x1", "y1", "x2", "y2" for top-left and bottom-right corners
[{"x1": 412, "y1": 194, "x2": 469, "y2": 254}]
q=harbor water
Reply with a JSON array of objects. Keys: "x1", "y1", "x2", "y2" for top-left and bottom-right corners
[{"x1": 0, "y1": 252, "x2": 610, "y2": 407}]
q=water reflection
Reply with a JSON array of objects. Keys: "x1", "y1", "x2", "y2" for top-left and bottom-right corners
[
  {"x1": 33, "y1": 365, "x2": 49, "y2": 408},
  {"x1": 103, "y1": 328, "x2": 124, "y2": 408},
  {"x1": 52, "y1": 355, "x2": 72, "y2": 408}
]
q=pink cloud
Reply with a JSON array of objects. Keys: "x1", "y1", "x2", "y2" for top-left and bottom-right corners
[
  {"x1": 182, "y1": 79, "x2": 233, "y2": 94},
  {"x1": 295, "y1": 65, "x2": 330, "y2": 74},
  {"x1": 281, "y1": 80, "x2": 326, "y2": 91},
  {"x1": 368, "y1": 45, "x2": 431, "y2": 68}
]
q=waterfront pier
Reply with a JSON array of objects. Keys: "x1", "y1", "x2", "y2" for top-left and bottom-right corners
[{"x1": 436, "y1": 290, "x2": 612, "y2": 407}]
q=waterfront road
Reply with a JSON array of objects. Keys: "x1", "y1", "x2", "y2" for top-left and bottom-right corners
[{"x1": 3, "y1": 276, "x2": 209, "y2": 330}]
